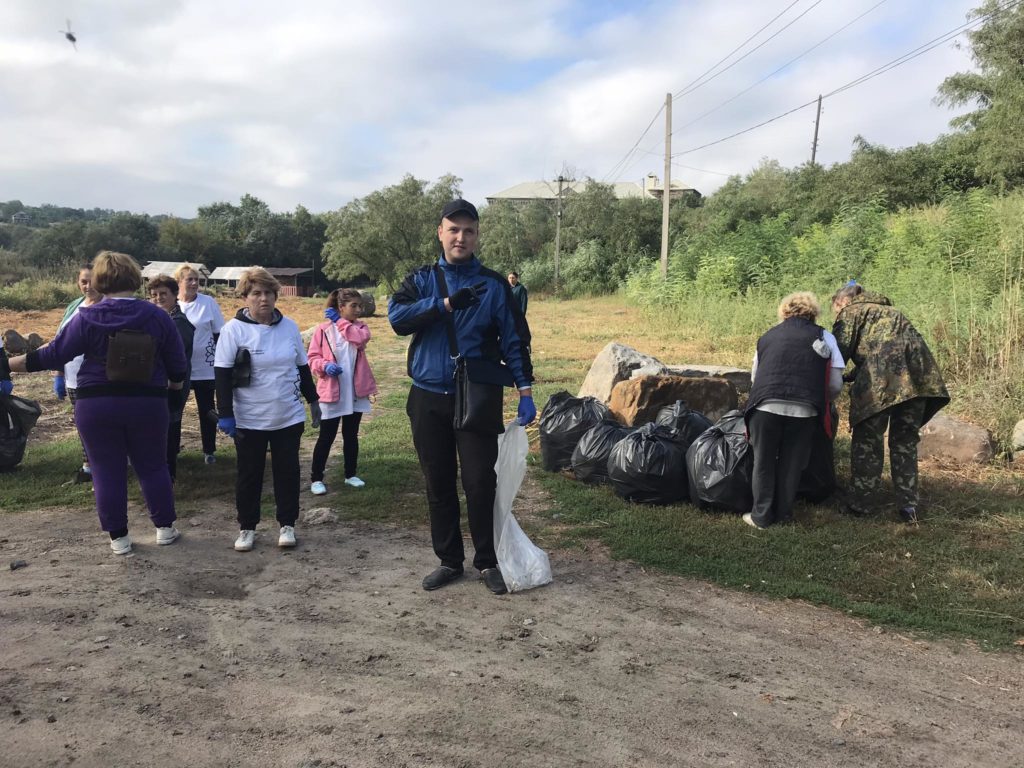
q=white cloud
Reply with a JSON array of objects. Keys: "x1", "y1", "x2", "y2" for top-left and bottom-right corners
[{"x1": 0, "y1": 0, "x2": 980, "y2": 215}]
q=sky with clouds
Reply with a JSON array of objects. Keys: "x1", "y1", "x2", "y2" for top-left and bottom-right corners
[{"x1": 0, "y1": 0, "x2": 983, "y2": 216}]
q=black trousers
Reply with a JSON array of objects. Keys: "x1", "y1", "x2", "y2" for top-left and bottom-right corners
[
  {"x1": 748, "y1": 410, "x2": 815, "y2": 527},
  {"x1": 310, "y1": 412, "x2": 363, "y2": 482},
  {"x1": 190, "y1": 380, "x2": 217, "y2": 454},
  {"x1": 167, "y1": 413, "x2": 183, "y2": 481},
  {"x1": 406, "y1": 385, "x2": 499, "y2": 571},
  {"x1": 233, "y1": 422, "x2": 304, "y2": 530}
]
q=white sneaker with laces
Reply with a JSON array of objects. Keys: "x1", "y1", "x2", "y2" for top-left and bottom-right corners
[
  {"x1": 234, "y1": 529, "x2": 256, "y2": 552},
  {"x1": 310, "y1": 481, "x2": 327, "y2": 495},
  {"x1": 278, "y1": 525, "x2": 297, "y2": 548},
  {"x1": 344, "y1": 476, "x2": 365, "y2": 488},
  {"x1": 156, "y1": 526, "x2": 180, "y2": 545},
  {"x1": 110, "y1": 535, "x2": 132, "y2": 556}
]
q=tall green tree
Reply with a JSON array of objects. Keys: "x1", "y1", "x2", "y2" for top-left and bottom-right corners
[
  {"x1": 937, "y1": 0, "x2": 1024, "y2": 186},
  {"x1": 321, "y1": 174, "x2": 461, "y2": 289}
]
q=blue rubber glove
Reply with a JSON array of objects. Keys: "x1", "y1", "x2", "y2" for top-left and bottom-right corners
[
  {"x1": 0, "y1": 380, "x2": 12, "y2": 396},
  {"x1": 324, "y1": 307, "x2": 340, "y2": 322},
  {"x1": 53, "y1": 375, "x2": 66, "y2": 400},
  {"x1": 324, "y1": 362, "x2": 342, "y2": 377},
  {"x1": 217, "y1": 416, "x2": 237, "y2": 438},
  {"x1": 516, "y1": 394, "x2": 536, "y2": 426}
]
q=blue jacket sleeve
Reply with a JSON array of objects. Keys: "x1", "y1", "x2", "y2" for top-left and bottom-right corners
[
  {"x1": 495, "y1": 279, "x2": 534, "y2": 388},
  {"x1": 388, "y1": 267, "x2": 447, "y2": 337}
]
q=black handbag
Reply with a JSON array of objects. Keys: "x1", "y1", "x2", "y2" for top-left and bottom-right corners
[{"x1": 434, "y1": 266, "x2": 514, "y2": 434}]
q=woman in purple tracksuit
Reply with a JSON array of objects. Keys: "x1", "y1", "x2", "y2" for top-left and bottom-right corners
[{"x1": 8, "y1": 251, "x2": 188, "y2": 556}]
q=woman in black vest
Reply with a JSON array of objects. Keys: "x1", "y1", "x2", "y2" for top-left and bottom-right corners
[{"x1": 743, "y1": 292, "x2": 845, "y2": 529}]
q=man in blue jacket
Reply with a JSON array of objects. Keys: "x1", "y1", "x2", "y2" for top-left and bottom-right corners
[{"x1": 389, "y1": 198, "x2": 535, "y2": 595}]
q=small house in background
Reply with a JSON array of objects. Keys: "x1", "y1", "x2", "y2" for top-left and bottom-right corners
[
  {"x1": 208, "y1": 266, "x2": 314, "y2": 297},
  {"x1": 485, "y1": 173, "x2": 700, "y2": 206},
  {"x1": 141, "y1": 261, "x2": 210, "y2": 284},
  {"x1": 10, "y1": 211, "x2": 31, "y2": 225}
]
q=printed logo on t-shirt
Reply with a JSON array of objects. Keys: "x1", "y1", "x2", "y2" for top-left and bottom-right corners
[{"x1": 204, "y1": 336, "x2": 216, "y2": 366}]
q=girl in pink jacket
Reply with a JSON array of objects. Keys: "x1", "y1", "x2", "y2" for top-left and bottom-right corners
[{"x1": 307, "y1": 288, "x2": 378, "y2": 494}]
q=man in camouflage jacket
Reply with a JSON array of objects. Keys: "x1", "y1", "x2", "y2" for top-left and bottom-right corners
[{"x1": 831, "y1": 286, "x2": 949, "y2": 522}]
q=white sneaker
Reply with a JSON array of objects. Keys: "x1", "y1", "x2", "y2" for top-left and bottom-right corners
[
  {"x1": 310, "y1": 481, "x2": 327, "y2": 495},
  {"x1": 110, "y1": 535, "x2": 132, "y2": 556},
  {"x1": 278, "y1": 525, "x2": 296, "y2": 548},
  {"x1": 344, "y1": 476, "x2": 365, "y2": 488},
  {"x1": 234, "y1": 529, "x2": 256, "y2": 551},
  {"x1": 155, "y1": 526, "x2": 180, "y2": 545}
]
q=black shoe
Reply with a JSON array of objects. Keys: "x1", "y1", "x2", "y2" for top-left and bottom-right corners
[
  {"x1": 422, "y1": 566, "x2": 463, "y2": 591},
  {"x1": 480, "y1": 567, "x2": 508, "y2": 595},
  {"x1": 74, "y1": 468, "x2": 92, "y2": 484},
  {"x1": 839, "y1": 500, "x2": 870, "y2": 517},
  {"x1": 898, "y1": 506, "x2": 918, "y2": 524}
]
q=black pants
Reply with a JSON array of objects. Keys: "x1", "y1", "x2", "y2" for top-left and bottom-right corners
[
  {"x1": 407, "y1": 385, "x2": 499, "y2": 572},
  {"x1": 167, "y1": 412, "x2": 183, "y2": 481},
  {"x1": 233, "y1": 422, "x2": 304, "y2": 530},
  {"x1": 310, "y1": 412, "x2": 363, "y2": 482},
  {"x1": 748, "y1": 410, "x2": 815, "y2": 527},
  {"x1": 190, "y1": 380, "x2": 217, "y2": 454}
]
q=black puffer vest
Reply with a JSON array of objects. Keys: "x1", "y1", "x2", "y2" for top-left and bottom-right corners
[{"x1": 746, "y1": 317, "x2": 827, "y2": 417}]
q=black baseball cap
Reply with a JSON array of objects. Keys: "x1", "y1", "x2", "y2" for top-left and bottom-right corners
[{"x1": 439, "y1": 198, "x2": 479, "y2": 223}]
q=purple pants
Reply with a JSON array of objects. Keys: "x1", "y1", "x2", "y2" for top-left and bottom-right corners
[{"x1": 75, "y1": 397, "x2": 176, "y2": 533}]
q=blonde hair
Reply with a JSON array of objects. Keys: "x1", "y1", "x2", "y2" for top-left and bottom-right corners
[
  {"x1": 92, "y1": 251, "x2": 142, "y2": 294},
  {"x1": 237, "y1": 267, "x2": 281, "y2": 297},
  {"x1": 173, "y1": 263, "x2": 200, "y2": 282},
  {"x1": 777, "y1": 291, "x2": 820, "y2": 321}
]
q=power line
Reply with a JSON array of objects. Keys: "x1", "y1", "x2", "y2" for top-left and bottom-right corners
[
  {"x1": 672, "y1": 161, "x2": 736, "y2": 177},
  {"x1": 672, "y1": 0, "x2": 1023, "y2": 158},
  {"x1": 674, "y1": 0, "x2": 826, "y2": 100},
  {"x1": 673, "y1": 0, "x2": 890, "y2": 136},
  {"x1": 601, "y1": 104, "x2": 664, "y2": 182},
  {"x1": 671, "y1": 0, "x2": 802, "y2": 100}
]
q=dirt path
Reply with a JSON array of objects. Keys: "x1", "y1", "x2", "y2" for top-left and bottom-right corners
[{"x1": 2, "y1": 498, "x2": 1022, "y2": 768}]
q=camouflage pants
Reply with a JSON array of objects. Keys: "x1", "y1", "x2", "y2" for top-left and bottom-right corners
[{"x1": 850, "y1": 398, "x2": 927, "y2": 507}]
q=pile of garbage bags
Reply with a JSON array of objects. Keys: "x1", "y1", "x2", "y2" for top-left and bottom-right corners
[
  {"x1": 0, "y1": 394, "x2": 42, "y2": 470},
  {"x1": 540, "y1": 393, "x2": 837, "y2": 510}
]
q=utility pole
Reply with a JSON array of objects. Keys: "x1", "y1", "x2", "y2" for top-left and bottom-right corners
[
  {"x1": 554, "y1": 174, "x2": 565, "y2": 290},
  {"x1": 810, "y1": 94, "x2": 822, "y2": 165},
  {"x1": 660, "y1": 92, "x2": 672, "y2": 280}
]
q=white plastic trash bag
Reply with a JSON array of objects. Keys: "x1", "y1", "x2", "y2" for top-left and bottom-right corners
[{"x1": 493, "y1": 422, "x2": 553, "y2": 592}]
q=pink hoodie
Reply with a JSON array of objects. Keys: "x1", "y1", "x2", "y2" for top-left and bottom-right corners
[{"x1": 307, "y1": 318, "x2": 378, "y2": 403}]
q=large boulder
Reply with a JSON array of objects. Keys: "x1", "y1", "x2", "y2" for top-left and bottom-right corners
[
  {"x1": 1012, "y1": 419, "x2": 1024, "y2": 453},
  {"x1": 358, "y1": 291, "x2": 377, "y2": 317},
  {"x1": 301, "y1": 325, "x2": 318, "y2": 347},
  {"x1": 2, "y1": 330, "x2": 45, "y2": 354},
  {"x1": 609, "y1": 375, "x2": 738, "y2": 426},
  {"x1": 919, "y1": 413, "x2": 996, "y2": 464},
  {"x1": 657, "y1": 364, "x2": 752, "y2": 394},
  {"x1": 578, "y1": 342, "x2": 666, "y2": 404}
]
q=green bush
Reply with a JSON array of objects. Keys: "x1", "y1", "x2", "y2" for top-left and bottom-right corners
[{"x1": 0, "y1": 278, "x2": 79, "y2": 311}]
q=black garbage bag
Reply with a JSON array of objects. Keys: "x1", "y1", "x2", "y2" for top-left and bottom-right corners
[
  {"x1": 654, "y1": 400, "x2": 714, "y2": 451},
  {"x1": 0, "y1": 394, "x2": 42, "y2": 470},
  {"x1": 685, "y1": 409, "x2": 752, "y2": 513},
  {"x1": 571, "y1": 420, "x2": 635, "y2": 485},
  {"x1": 539, "y1": 391, "x2": 611, "y2": 472},
  {"x1": 797, "y1": 404, "x2": 838, "y2": 503},
  {"x1": 607, "y1": 423, "x2": 689, "y2": 504}
]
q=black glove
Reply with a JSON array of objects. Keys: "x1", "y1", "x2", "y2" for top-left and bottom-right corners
[{"x1": 448, "y1": 281, "x2": 488, "y2": 311}]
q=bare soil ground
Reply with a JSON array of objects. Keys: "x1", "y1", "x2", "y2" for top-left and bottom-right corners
[{"x1": 2, "y1": 298, "x2": 1023, "y2": 767}]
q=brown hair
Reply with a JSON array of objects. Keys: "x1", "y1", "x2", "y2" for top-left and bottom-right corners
[
  {"x1": 831, "y1": 284, "x2": 864, "y2": 307},
  {"x1": 237, "y1": 267, "x2": 281, "y2": 297},
  {"x1": 325, "y1": 288, "x2": 363, "y2": 311},
  {"x1": 147, "y1": 274, "x2": 179, "y2": 296},
  {"x1": 777, "y1": 291, "x2": 820, "y2": 321},
  {"x1": 92, "y1": 251, "x2": 142, "y2": 294}
]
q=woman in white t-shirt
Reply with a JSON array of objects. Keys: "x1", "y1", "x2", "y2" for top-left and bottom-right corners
[
  {"x1": 307, "y1": 288, "x2": 377, "y2": 495},
  {"x1": 176, "y1": 263, "x2": 225, "y2": 464},
  {"x1": 214, "y1": 268, "x2": 321, "y2": 553},
  {"x1": 57, "y1": 264, "x2": 102, "y2": 483}
]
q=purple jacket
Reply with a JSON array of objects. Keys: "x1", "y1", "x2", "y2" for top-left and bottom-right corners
[{"x1": 29, "y1": 297, "x2": 187, "y2": 396}]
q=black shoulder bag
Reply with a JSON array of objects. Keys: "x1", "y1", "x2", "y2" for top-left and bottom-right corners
[{"x1": 433, "y1": 266, "x2": 514, "y2": 435}]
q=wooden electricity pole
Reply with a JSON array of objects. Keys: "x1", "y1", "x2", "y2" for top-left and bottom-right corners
[
  {"x1": 554, "y1": 174, "x2": 565, "y2": 290},
  {"x1": 660, "y1": 92, "x2": 672, "y2": 279},
  {"x1": 811, "y1": 94, "x2": 823, "y2": 165}
]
